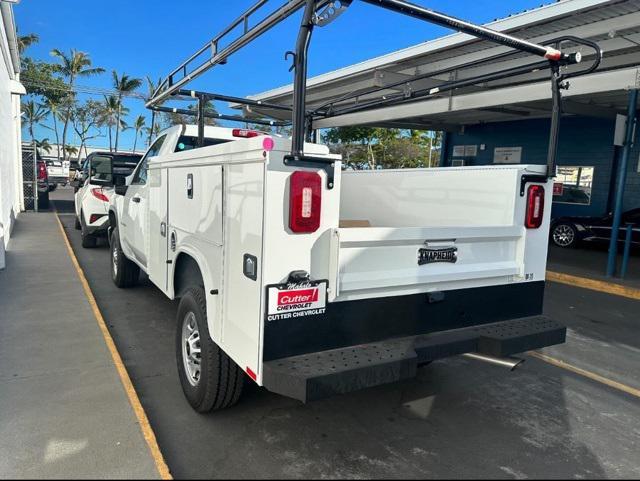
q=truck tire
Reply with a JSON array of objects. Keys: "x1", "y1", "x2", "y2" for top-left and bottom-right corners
[
  {"x1": 80, "y1": 213, "x2": 97, "y2": 248},
  {"x1": 176, "y1": 286, "x2": 244, "y2": 412},
  {"x1": 110, "y1": 226, "x2": 139, "y2": 287}
]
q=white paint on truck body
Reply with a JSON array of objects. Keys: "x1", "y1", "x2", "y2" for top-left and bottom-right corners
[{"x1": 113, "y1": 125, "x2": 552, "y2": 385}]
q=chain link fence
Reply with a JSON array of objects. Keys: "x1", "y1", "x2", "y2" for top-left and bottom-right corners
[{"x1": 22, "y1": 144, "x2": 39, "y2": 212}]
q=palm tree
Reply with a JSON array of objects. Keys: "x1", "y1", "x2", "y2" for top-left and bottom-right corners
[
  {"x1": 132, "y1": 115, "x2": 146, "y2": 153},
  {"x1": 99, "y1": 95, "x2": 118, "y2": 152},
  {"x1": 22, "y1": 100, "x2": 50, "y2": 143},
  {"x1": 64, "y1": 145, "x2": 79, "y2": 158},
  {"x1": 35, "y1": 138, "x2": 53, "y2": 154},
  {"x1": 18, "y1": 33, "x2": 39, "y2": 54},
  {"x1": 112, "y1": 71, "x2": 142, "y2": 151},
  {"x1": 50, "y1": 49, "x2": 104, "y2": 158},
  {"x1": 144, "y1": 123, "x2": 162, "y2": 145},
  {"x1": 100, "y1": 95, "x2": 130, "y2": 152},
  {"x1": 43, "y1": 97, "x2": 62, "y2": 160},
  {"x1": 146, "y1": 76, "x2": 162, "y2": 146}
]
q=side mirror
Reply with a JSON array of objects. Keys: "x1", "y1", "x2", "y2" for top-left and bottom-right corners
[
  {"x1": 88, "y1": 156, "x2": 114, "y2": 187},
  {"x1": 114, "y1": 176, "x2": 128, "y2": 196}
]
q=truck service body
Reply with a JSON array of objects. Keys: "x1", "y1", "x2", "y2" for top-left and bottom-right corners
[
  {"x1": 110, "y1": 124, "x2": 564, "y2": 408},
  {"x1": 111, "y1": 0, "x2": 601, "y2": 410}
]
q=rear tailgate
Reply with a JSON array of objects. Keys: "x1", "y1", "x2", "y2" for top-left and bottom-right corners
[
  {"x1": 332, "y1": 165, "x2": 551, "y2": 302},
  {"x1": 332, "y1": 225, "x2": 524, "y2": 300},
  {"x1": 46, "y1": 160, "x2": 64, "y2": 178}
]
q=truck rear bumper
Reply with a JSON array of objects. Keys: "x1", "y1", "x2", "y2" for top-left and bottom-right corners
[{"x1": 263, "y1": 316, "x2": 565, "y2": 403}]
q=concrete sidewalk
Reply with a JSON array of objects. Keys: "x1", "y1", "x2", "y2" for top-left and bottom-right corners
[
  {"x1": 547, "y1": 244, "x2": 640, "y2": 289},
  {"x1": 0, "y1": 212, "x2": 160, "y2": 479}
]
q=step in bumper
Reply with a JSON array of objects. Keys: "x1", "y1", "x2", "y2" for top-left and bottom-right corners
[{"x1": 262, "y1": 316, "x2": 565, "y2": 403}]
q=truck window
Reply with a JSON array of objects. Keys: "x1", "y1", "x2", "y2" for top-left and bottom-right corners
[
  {"x1": 133, "y1": 135, "x2": 166, "y2": 185},
  {"x1": 175, "y1": 135, "x2": 231, "y2": 152}
]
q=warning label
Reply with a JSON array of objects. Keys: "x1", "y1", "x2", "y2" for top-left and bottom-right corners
[{"x1": 266, "y1": 280, "x2": 327, "y2": 322}]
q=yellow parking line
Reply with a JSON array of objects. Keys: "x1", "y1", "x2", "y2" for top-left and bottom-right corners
[
  {"x1": 54, "y1": 213, "x2": 172, "y2": 480},
  {"x1": 546, "y1": 271, "x2": 640, "y2": 301},
  {"x1": 529, "y1": 351, "x2": 640, "y2": 399}
]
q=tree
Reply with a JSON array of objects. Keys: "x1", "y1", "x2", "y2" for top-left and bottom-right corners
[
  {"x1": 112, "y1": 71, "x2": 142, "y2": 151},
  {"x1": 72, "y1": 100, "x2": 102, "y2": 161},
  {"x1": 160, "y1": 100, "x2": 218, "y2": 129},
  {"x1": 22, "y1": 100, "x2": 50, "y2": 143},
  {"x1": 64, "y1": 145, "x2": 79, "y2": 158},
  {"x1": 145, "y1": 76, "x2": 162, "y2": 146},
  {"x1": 132, "y1": 115, "x2": 146, "y2": 152},
  {"x1": 50, "y1": 49, "x2": 104, "y2": 159},
  {"x1": 144, "y1": 122, "x2": 162, "y2": 145},
  {"x1": 42, "y1": 97, "x2": 63, "y2": 160},
  {"x1": 324, "y1": 126, "x2": 379, "y2": 169},
  {"x1": 35, "y1": 138, "x2": 53, "y2": 154},
  {"x1": 99, "y1": 95, "x2": 129, "y2": 152},
  {"x1": 17, "y1": 33, "x2": 39, "y2": 54},
  {"x1": 323, "y1": 126, "x2": 438, "y2": 170},
  {"x1": 20, "y1": 57, "x2": 69, "y2": 104}
]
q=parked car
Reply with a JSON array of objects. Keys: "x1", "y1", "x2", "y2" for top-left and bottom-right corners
[
  {"x1": 73, "y1": 152, "x2": 141, "y2": 247},
  {"x1": 550, "y1": 208, "x2": 640, "y2": 248}
]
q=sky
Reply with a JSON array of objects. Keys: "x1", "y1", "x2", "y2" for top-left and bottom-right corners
[{"x1": 16, "y1": 0, "x2": 549, "y2": 151}]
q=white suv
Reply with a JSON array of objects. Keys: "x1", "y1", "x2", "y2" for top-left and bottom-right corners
[{"x1": 74, "y1": 152, "x2": 141, "y2": 247}]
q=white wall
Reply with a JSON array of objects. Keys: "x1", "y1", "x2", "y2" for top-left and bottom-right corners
[{"x1": 0, "y1": 5, "x2": 22, "y2": 269}]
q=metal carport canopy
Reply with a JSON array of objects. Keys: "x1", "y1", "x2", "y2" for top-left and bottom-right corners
[{"x1": 244, "y1": 0, "x2": 640, "y2": 130}]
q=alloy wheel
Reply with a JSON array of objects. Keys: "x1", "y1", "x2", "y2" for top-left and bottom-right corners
[
  {"x1": 181, "y1": 312, "x2": 202, "y2": 386},
  {"x1": 553, "y1": 224, "x2": 575, "y2": 247}
]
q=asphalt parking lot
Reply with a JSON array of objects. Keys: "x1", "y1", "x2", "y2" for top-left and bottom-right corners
[{"x1": 52, "y1": 187, "x2": 640, "y2": 479}]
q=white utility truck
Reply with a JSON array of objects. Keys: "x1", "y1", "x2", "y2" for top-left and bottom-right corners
[
  {"x1": 111, "y1": 0, "x2": 601, "y2": 411},
  {"x1": 110, "y1": 123, "x2": 562, "y2": 411}
]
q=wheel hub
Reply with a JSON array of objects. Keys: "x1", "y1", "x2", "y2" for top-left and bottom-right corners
[
  {"x1": 181, "y1": 312, "x2": 201, "y2": 386},
  {"x1": 553, "y1": 225, "x2": 575, "y2": 247}
]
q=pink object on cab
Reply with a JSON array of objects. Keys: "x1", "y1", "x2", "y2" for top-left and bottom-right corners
[{"x1": 262, "y1": 137, "x2": 275, "y2": 152}]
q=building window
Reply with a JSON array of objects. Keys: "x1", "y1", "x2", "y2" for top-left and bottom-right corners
[{"x1": 553, "y1": 166, "x2": 594, "y2": 205}]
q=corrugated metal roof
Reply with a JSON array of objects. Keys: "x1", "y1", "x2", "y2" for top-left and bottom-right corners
[{"x1": 250, "y1": 0, "x2": 637, "y2": 104}]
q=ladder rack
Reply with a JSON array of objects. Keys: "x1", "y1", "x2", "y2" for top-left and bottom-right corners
[{"x1": 147, "y1": 0, "x2": 602, "y2": 187}]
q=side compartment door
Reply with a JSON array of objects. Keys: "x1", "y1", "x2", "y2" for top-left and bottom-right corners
[{"x1": 148, "y1": 166, "x2": 169, "y2": 291}]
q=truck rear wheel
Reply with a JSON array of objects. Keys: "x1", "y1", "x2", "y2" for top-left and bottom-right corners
[
  {"x1": 176, "y1": 286, "x2": 244, "y2": 412},
  {"x1": 110, "y1": 226, "x2": 139, "y2": 287}
]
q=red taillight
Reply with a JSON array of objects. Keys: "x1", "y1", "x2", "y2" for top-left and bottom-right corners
[
  {"x1": 37, "y1": 162, "x2": 47, "y2": 180},
  {"x1": 289, "y1": 171, "x2": 321, "y2": 233},
  {"x1": 91, "y1": 188, "x2": 110, "y2": 203},
  {"x1": 232, "y1": 128, "x2": 262, "y2": 138},
  {"x1": 525, "y1": 185, "x2": 545, "y2": 229}
]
